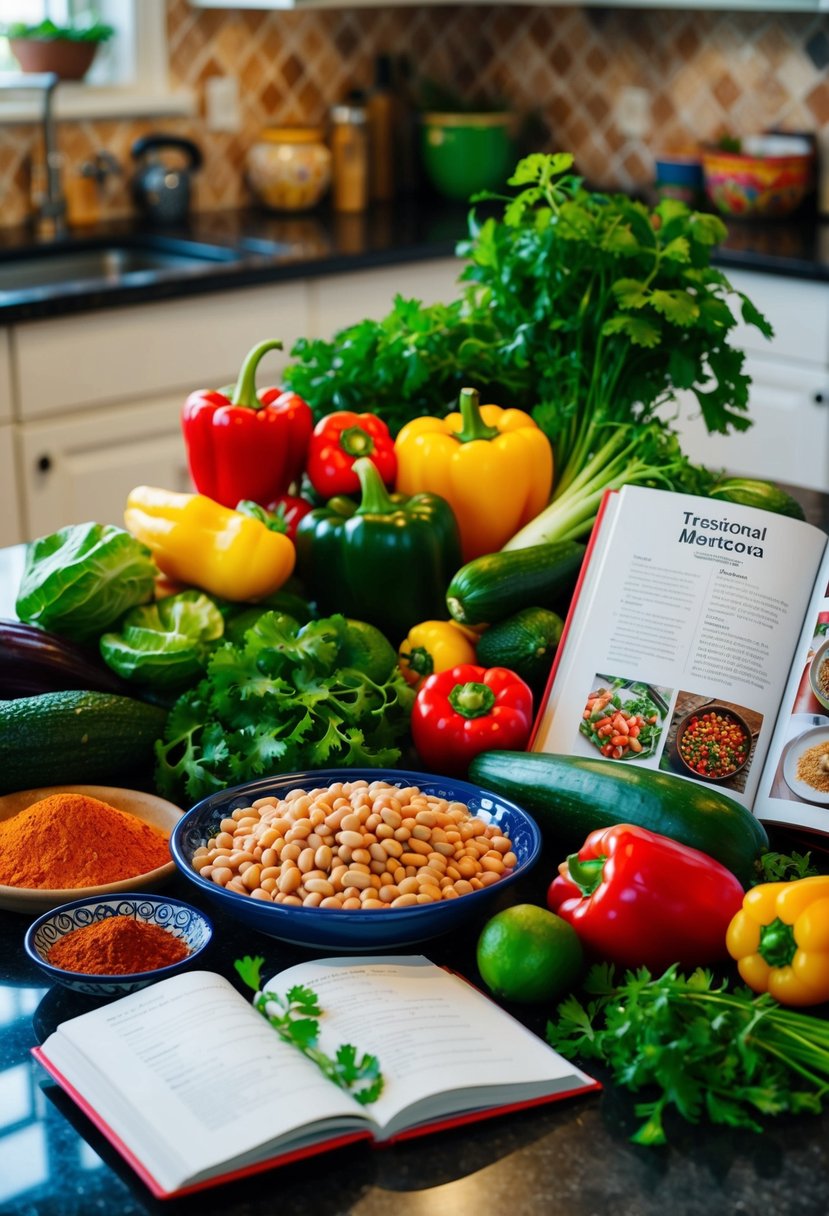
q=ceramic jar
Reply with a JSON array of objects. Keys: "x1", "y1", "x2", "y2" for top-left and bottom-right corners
[{"x1": 246, "y1": 127, "x2": 332, "y2": 212}]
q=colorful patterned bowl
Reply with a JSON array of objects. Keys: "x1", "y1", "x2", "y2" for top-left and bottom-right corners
[
  {"x1": 24, "y1": 893, "x2": 213, "y2": 996},
  {"x1": 701, "y1": 143, "x2": 813, "y2": 219}
]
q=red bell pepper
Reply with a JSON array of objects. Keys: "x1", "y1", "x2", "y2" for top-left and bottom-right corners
[
  {"x1": 236, "y1": 493, "x2": 315, "y2": 542},
  {"x1": 411, "y1": 663, "x2": 534, "y2": 778},
  {"x1": 547, "y1": 823, "x2": 745, "y2": 972},
  {"x1": 181, "y1": 339, "x2": 313, "y2": 510},
  {"x1": 305, "y1": 410, "x2": 396, "y2": 498}
]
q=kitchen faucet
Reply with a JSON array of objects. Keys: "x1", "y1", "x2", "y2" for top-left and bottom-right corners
[{"x1": 0, "y1": 71, "x2": 66, "y2": 237}]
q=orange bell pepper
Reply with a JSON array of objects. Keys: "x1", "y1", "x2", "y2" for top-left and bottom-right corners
[{"x1": 394, "y1": 387, "x2": 553, "y2": 562}]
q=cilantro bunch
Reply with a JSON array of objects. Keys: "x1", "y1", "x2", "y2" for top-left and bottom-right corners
[
  {"x1": 154, "y1": 612, "x2": 415, "y2": 804},
  {"x1": 284, "y1": 152, "x2": 773, "y2": 545},
  {"x1": 546, "y1": 963, "x2": 829, "y2": 1146}
]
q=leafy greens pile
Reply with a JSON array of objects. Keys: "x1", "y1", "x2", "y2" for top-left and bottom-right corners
[
  {"x1": 154, "y1": 611, "x2": 415, "y2": 803},
  {"x1": 546, "y1": 963, "x2": 829, "y2": 1146},
  {"x1": 284, "y1": 152, "x2": 772, "y2": 545}
]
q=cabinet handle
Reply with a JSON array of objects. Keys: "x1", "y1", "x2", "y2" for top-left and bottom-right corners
[
  {"x1": 36, "y1": 454, "x2": 52, "y2": 473},
  {"x1": 815, "y1": 391, "x2": 827, "y2": 405}
]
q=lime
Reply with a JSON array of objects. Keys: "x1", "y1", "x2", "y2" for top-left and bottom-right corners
[{"x1": 476, "y1": 904, "x2": 584, "y2": 1004}]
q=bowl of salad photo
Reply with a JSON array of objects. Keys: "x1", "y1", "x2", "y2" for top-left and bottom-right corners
[{"x1": 675, "y1": 704, "x2": 753, "y2": 782}]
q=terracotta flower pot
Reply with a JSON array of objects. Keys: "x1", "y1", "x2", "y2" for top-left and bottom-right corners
[{"x1": 9, "y1": 37, "x2": 99, "y2": 81}]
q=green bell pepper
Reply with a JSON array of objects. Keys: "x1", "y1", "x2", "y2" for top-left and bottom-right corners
[{"x1": 295, "y1": 457, "x2": 462, "y2": 643}]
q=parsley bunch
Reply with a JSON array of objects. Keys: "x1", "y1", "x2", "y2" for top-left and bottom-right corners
[
  {"x1": 546, "y1": 963, "x2": 829, "y2": 1146},
  {"x1": 154, "y1": 611, "x2": 415, "y2": 803},
  {"x1": 236, "y1": 957, "x2": 383, "y2": 1105}
]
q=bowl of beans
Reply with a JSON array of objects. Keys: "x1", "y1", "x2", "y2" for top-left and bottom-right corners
[
  {"x1": 170, "y1": 769, "x2": 542, "y2": 950},
  {"x1": 24, "y1": 893, "x2": 214, "y2": 996},
  {"x1": 675, "y1": 705, "x2": 752, "y2": 782}
]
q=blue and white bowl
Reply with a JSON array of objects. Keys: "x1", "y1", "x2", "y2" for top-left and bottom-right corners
[
  {"x1": 171, "y1": 768, "x2": 542, "y2": 951},
  {"x1": 24, "y1": 893, "x2": 214, "y2": 996}
]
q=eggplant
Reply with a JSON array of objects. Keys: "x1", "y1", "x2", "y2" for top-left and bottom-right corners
[{"x1": 0, "y1": 618, "x2": 133, "y2": 699}]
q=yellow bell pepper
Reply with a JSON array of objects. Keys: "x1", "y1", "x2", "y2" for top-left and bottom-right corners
[
  {"x1": 124, "y1": 485, "x2": 295, "y2": 603},
  {"x1": 725, "y1": 875, "x2": 829, "y2": 1006},
  {"x1": 394, "y1": 386, "x2": 553, "y2": 562},
  {"x1": 398, "y1": 619, "x2": 478, "y2": 688}
]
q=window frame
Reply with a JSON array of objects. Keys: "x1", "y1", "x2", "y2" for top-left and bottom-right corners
[{"x1": 0, "y1": 0, "x2": 195, "y2": 121}]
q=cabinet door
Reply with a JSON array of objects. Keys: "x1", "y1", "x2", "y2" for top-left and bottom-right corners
[
  {"x1": 0, "y1": 330, "x2": 12, "y2": 423},
  {"x1": 14, "y1": 284, "x2": 310, "y2": 422},
  {"x1": 670, "y1": 356, "x2": 829, "y2": 493},
  {"x1": 18, "y1": 396, "x2": 193, "y2": 541},
  {"x1": 0, "y1": 423, "x2": 23, "y2": 547},
  {"x1": 308, "y1": 258, "x2": 461, "y2": 338}
]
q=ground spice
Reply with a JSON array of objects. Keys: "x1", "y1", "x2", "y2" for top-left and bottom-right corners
[
  {"x1": 796, "y1": 740, "x2": 829, "y2": 793},
  {"x1": 0, "y1": 792, "x2": 171, "y2": 889},
  {"x1": 47, "y1": 914, "x2": 189, "y2": 975}
]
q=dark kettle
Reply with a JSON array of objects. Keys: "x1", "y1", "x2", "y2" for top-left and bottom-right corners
[{"x1": 131, "y1": 134, "x2": 202, "y2": 225}]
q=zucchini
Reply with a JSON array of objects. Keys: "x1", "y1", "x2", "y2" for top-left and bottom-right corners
[
  {"x1": 469, "y1": 750, "x2": 768, "y2": 887},
  {"x1": 707, "y1": 477, "x2": 806, "y2": 521},
  {"x1": 0, "y1": 690, "x2": 168, "y2": 795},
  {"x1": 474, "y1": 607, "x2": 564, "y2": 689},
  {"x1": 446, "y1": 540, "x2": 586, "y2": 626}
]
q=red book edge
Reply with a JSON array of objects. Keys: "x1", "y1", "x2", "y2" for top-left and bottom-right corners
[
  {"x1": 31, "y1": 1045, "x2": 601, "y2": 1200},
  {"x1": 528, "y1": 487, "x2": 618, "y2": 751}
]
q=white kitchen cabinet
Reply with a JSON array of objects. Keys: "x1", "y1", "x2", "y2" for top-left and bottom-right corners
[
  {"x1": 10, "y1": 281, "x2": 312, "y2": 542},
  {"x1": 668, "y1": 269, "x2": 829, "y2": 494},
  {"x1": 17, "y1": 396, "x2": 194, "y2": 539},
  {"x1": 307, "y1": 257, "x2": 461, "y2": 336},
  {"x1": 0, "y1": 330, "x2": 11, "y2": 423},
  {"x1": 0, "y1": 424, "x2": 22, "y2": 550}
]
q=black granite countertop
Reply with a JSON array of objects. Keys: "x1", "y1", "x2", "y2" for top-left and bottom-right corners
[
  {"x1": 1, "y1": 484, "x2": 829, "y2": 1216},
  {"x1": 2, "y1": 196, "x2": 829, "y2": 325}
]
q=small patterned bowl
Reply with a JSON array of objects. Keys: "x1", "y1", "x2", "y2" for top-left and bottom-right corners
[
  {"x1": 24, "y1": 893, "x2": 213, "y2": 996},
  {"x1": 701, "y1": 141, "x2": 813, "y2": 219}
]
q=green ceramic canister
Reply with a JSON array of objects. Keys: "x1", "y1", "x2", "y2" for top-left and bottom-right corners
[{"x1": 420, "y1": 112, "x2": 515, "y2": 200}]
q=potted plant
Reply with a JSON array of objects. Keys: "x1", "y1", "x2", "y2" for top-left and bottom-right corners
[{"x1": 5, "y1": 17, "x2": 114, "y2": 81}]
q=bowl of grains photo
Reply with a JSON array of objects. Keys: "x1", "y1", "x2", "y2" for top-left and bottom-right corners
[
  {"x1": 782, "y1": 726, "x2": 829, "y2": 806},
  {"x1": 171, "y1": 768, "x2": 542, "y2": 950}
]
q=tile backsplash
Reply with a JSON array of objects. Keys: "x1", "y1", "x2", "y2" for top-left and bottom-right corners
[{"x1": 1, "y1": 2, "x2": 828, "y2": 228}]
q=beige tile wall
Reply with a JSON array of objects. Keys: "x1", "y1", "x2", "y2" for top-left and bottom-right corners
[{"x1": 0, "y1": 2, "x2": 827, "y2": 228}]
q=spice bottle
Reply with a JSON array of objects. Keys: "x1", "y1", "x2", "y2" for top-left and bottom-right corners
[
  {"x1": 366, "y1": 54, "x2": 396, "y2": 201},
  {"x1": 330, "y1": 104, "x2": 369, "y2": 213}
]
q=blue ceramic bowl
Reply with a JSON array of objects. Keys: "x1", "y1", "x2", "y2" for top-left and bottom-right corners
[
  {"x1": 171, "y1": 769, "x2": 542, "y2": 951},
  {"x1": 24, "y1": 893, "x2": 213, "y2": 996}
]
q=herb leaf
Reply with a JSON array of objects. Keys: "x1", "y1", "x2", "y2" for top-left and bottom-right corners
[{"x1": 546, "y1": 964, "x2": 829, "y2": 1144}]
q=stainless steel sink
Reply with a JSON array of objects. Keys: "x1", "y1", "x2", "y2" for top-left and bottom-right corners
[{"x1": 0, "y1": 237, "x2": 245, "y2": 295}]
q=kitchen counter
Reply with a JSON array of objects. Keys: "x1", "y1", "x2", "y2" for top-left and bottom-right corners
[
  {"x1": 2, "y1": 196, "x2": 829, "y2": 324},
  {"x1": 2, "y1": 485, "x2": 829, "y2": 1216}
]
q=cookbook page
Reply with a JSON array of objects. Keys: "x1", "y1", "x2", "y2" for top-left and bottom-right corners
[
  {"x1": 755, "y1": 544, "x2": 829, "y2": 832},
  {"x1": 532, "y1": 485, "x2": 827, "y2": 812},
  {"x1": 37, "y1": 970, "x2": 367, "y2": 1195}
]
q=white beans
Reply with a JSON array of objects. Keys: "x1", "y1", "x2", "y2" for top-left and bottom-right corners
[{"x1": 191, "y1": 780, "x2": 517, "y2": 910}]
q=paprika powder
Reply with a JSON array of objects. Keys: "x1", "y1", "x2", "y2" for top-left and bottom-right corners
[
  {"x1": 47, "y1": 915, "x2": 189, "y2": 975},
  {"x1": 0, "y1": 792, "x2": 171, "y2": 889}
]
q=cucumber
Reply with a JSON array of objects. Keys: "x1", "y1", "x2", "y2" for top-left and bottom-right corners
[
  {"x1": 446, "y1": 540, "x2": 586, "y2": 626},
  {"x1": 0, "y1": 690, "x2": 168, "y2": 795},
  {"x1": 469, "y1": 750, "x2": 768, "y2": 887},
  {"x1": 707, "y1": 477, "x2": 806, "y2": 521},
  {"x1": 474, "y1": 607, "x2": 564, "y2": 688}
]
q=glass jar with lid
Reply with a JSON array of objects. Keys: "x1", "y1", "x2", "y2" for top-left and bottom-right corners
[{"x1": 246, "y1": 126, "x2": 332, "y2": 212}]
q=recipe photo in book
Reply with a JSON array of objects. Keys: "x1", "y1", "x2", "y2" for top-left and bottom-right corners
[
  {"x1": 32, "y1": 955, "x2": 599, "y2": 1200},
  {"x1": 530, "y1": 485, "x2": 829, "y2": 835}
]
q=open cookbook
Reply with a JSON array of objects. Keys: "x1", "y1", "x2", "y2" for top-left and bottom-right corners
[
  {"x1": 531, "y1": 485, "x2": 829, "y2": 835},
  {"x1": 32, "y1": 955, "x2": 599, "y2": 1199}
]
